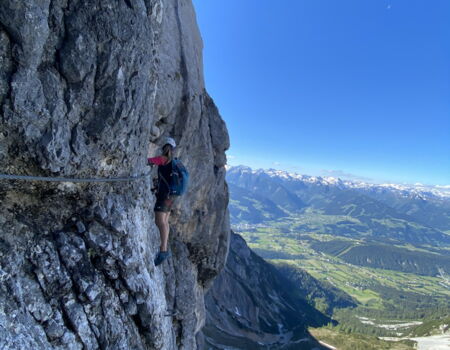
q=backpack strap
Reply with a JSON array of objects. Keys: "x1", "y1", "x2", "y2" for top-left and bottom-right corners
[{"x1": 156, "y1": 159, "x2": 172, "y2": 192}]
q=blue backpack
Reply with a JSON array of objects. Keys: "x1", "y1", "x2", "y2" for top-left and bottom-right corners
[{"x1": 167, "y1": 159, "x2": 189, "y2": 196}]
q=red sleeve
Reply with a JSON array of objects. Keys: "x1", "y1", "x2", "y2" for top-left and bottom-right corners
[{"x1": 148, "y1": 156, "x2": 168, "y2": 166}]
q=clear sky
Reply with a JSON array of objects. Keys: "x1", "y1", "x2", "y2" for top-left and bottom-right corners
[{"x1": 192, "y1": 0, "x2": 450, "y2": 185}]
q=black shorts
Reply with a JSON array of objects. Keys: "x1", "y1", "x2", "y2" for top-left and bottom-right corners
[{"x1": 154, "y1": 195, "x2": 175, "y2": 213}]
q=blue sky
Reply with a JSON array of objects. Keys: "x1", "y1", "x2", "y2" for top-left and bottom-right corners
[{"x1": 192, "y1": 0, "x2": 450, "y2": 185}]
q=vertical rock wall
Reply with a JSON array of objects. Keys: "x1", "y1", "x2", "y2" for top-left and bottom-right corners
[{"x1": 0, "y1": 1, "x2": 229, "y2": 349}]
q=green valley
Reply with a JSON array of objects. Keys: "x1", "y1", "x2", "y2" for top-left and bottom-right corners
[
  {"x1": 227, "y1": 166, "x2": 450, "y2": 346},
  {"x1": 239, "y1": 226, "x2": 450, "y2": 310},
  {"x1": 237, "y1": 222, "x2": 450, "y2": 339}
]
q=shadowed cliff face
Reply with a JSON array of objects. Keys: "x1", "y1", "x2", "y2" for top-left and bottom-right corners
[{"x1": 0, "y1": 1, "x2": 229, "y2": 349}]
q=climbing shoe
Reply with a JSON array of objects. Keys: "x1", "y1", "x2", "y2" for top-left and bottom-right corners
[{"x1": 154, "y1": 251, "x2": 172, "y2": 266}]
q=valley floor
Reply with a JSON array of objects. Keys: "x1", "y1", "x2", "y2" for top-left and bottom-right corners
[
  {"x1": 238, "y1": 225, "x2": 450, "y2": 314},
  {"x1": 309, "y1": 328, "x2": 416, "y2": 350},
  {"x1": 409, "y1": 335, "x2": 450, "y2": 350},
  {"x1": 380, "y1": 334, "x2": 450, "y2": 350},
  {"x1": 234, "y1": 221, "x2": 450, "y2": 346}
]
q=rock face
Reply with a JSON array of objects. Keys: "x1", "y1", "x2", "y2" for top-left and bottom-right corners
[
  {"x1": 0, "y1": 1, "x2": 229, "y2": 349},
  {"x1": 201, "y1": 233, "x2": 332, "y2": 350}
]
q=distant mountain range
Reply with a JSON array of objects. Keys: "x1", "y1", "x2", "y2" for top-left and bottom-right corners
[
  {"x1": 229, "y1": 166, "x2": 450, "y2": 200},
  {"x1": 223, "y1": 165, "x2": 450, "y2": 343},
  {"x1": 226, "y1": 165, "x2": 450, "y2": 245}
]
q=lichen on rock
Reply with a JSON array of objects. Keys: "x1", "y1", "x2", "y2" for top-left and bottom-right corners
[{"x1": 0, "y1": 1, "x2": 229, "y2": 349}]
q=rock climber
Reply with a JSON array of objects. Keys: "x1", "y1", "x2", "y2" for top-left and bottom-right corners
[{"x1": 148, "y1": 137, "x2": 177, "y2": 266}]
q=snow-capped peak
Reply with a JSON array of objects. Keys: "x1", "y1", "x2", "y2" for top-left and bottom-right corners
[{"x1": 227, "y1": 165, "x2": 450, "y2": 200}]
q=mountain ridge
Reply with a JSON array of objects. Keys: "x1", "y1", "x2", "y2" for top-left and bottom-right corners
[
  {"x1": 227, "y1": 165, "x2": 450, "y2": 245},
  {"x1": 228, "y1": 165, "x2": 450, "y2": 200}
]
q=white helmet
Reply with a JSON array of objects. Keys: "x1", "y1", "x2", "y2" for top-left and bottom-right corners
[{"x1": 163, "y1": 137, "x2": 176, "y2": 148}]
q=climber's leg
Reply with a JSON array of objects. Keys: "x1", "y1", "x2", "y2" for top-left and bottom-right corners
[
  {"x1": 155, "y1": 211, "x2": 169, "y2": 252},
  {"x1": 154, "y1": 196, "x2": 175, "y2": 266}
]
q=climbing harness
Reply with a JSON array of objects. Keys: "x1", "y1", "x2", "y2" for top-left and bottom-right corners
[{"x1": 0, "y1": 173, "x2": 151, "y2": 183}]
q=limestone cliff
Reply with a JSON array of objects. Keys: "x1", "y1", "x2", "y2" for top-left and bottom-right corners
[{"x1": 0, "y1": 1, "x2": 229, "y2": 349}]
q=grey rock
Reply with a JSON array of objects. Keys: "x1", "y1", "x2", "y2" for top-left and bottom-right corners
[
  {"x1": 0, "y1": 0, "x2": 50, "y2": 68},
  {"x1": 85, "y1": 221, "x2": 113, "y2": 252},
  {"x1": 76, "y1": 221, "x2": 86, "y2": 233},
  {"x1": 44, "y1": 316, "x2": 65, "y2": 340},
  {"x1": 10, "y1": 70, "x2": 49, "y2": 128},
  {"x1": 0, "y1": 0, "x2": 230, "y2": 349},
  {"x1": 63, "y1": 296, "x2": 99, "y2": 350},
  {"x1": 59, "y1": 33, "x2": 96, "y2": 83},
  {"x1": 0, "y1": 30, "x2": 13, "y2": 107}
]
